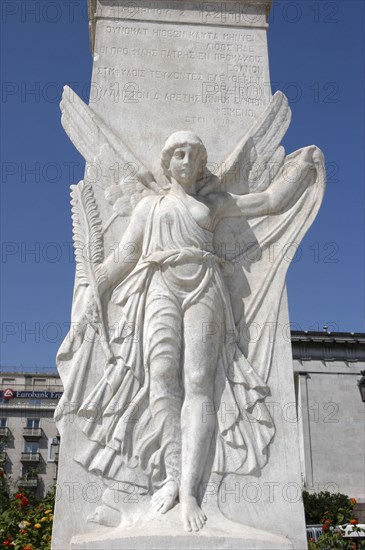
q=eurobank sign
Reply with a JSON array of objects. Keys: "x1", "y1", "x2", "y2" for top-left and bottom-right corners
[{"x1": 1, "y1": 388, "x2": 63, "y2": 400}]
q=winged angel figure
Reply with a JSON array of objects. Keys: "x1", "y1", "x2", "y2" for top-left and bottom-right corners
[{"x1": 56, "y1": 87, "x2": 325, "y2": 532}]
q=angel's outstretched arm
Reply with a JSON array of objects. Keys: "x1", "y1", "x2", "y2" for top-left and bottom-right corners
[
  {"x1": 219, "y1": 146, "x2": 321, "y2": 220},
  {"x1": 100, "y1": 196, "x2": 153, "y2": 294}
]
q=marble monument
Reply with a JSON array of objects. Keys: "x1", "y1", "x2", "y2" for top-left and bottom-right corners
[{"x1": 52, "y1": 1, "x2": 326, "y2": 548}]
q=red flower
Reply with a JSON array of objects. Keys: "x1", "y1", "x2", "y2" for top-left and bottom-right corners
[
  {"x1": 350, "y1": 519, "x2": 358, "y2": 525},
  {"x1": 2, "y1": 542, "x2": 11, "y2": 547},
  {"x1": 350, "y1": 498, "x2": 357, "y2": 505},
  {"x1": 15, "y1": 493, "x2": 24, "y2": 499},
  {"x1": 19, "y1": 530, "x2": 26, "y2": 534},
  {"x1": 21, "y1": 497, "x2": 29, "y2": 506},
  {"x1": 322, "y1": 524, "x2": 330, "y2": 532}
]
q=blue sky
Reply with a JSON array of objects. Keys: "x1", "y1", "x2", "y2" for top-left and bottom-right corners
[{"x1": 1, "y1": 1, "x2": 364, "y2": 370}]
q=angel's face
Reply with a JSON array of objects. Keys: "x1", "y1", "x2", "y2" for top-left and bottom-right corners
[{"x1": 169, "y1": 144, "x2": 202, "y2": 188}]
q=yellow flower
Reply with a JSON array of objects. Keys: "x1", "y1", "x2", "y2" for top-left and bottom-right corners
[
  {"x1": 48, "y1": 515, "x2": 54, "y2": 521},
  {"x1": 40, "y1": 517, "x2": 47, "y2": 522},
  {"x1": 45, "y1": 509, "x2": 52, "y2": 514},
  {"x1": 34, "y1": 523, "x2": 41, "y2": 529},
  {"x1": 24, "y1": 521, "x2": 31, "y2": 526}
]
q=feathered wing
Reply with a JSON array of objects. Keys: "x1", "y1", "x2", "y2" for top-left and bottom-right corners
[
  {"x1": 61, "y1": 85, "x2": 141, "y2": 167},
  {"x1": 213, "y1": 91, "x2": 291, "y2": 195},
  {"x1": 56, "y1": 86, "x2": 160, "y2": 413},
  {"x1": 213, "y1": 92, "x2": 326, "y2": 383},
  {"x1": 61, "y1": 86, "x2": 160, "y2": 231}
]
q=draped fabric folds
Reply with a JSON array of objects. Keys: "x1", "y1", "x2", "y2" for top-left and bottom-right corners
[{"x1": 56, "y1": 151, "x2": 325, "y2": 494}]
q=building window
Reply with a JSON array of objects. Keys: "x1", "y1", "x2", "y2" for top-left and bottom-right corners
[
  {"x1": 0, "y1": 420, "x2": 7, "y2": 452},
  {"x1": 48, "y1": 436, "x2": 60, "y2": 462},
  {"x1": 26, "y1": 419, "x2": 40, "y2": 429},
  {"x1": 24, "y1": 441, "x2": 39, "y2": 454},
  {"x1": 0, "y1": 419, "x2": 8, "y2": 447},
  {"x1": 2, "y1": 378, "x2": 15, "y2": 386},
  {"x1": 32, "y1": 378, "x2": 47, "y2": 389},
  {"x1": 21, "y1": 466, "x2": 38, "y2": 479}
]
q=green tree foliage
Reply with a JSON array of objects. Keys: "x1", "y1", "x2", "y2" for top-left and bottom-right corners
[
  {"x1": 0, "y1": 467, "x2": 10, "y2": 513},
  {"x1": 304, "y1": 491, "x2": 356, "y2": 525},
  {"x1": 304, "y1": 491, "x2": 365, "y2": 550}
]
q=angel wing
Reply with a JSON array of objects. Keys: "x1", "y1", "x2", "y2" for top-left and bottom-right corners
[
  {"x1": 60, "y1": 86, "x2": 164, "y2": 365},
  {"x1": 60, "y1": 86, "x2": 163, "y2": 231},
  {"x1": 212, "y1": 91, "x2": 291, "y2": 195},
  {"x1": 209, "y1": 91, "x2": 326, "y2": 386}
]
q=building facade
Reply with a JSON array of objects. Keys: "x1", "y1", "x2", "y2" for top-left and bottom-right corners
[
  {"x1": 292, "y1": 331, "x2": 365, "y2": 521},
  {"x1": 0, "y1": 372, "x2": 62, "y2": 499},
  {"x1": 1, "y1": 332, "x2": 364, "y2": 521}
]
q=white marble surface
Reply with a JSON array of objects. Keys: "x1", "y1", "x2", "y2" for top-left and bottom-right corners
[
  {"x1": 52, "y1": 1, "x2": 325, "y2": 548},
  {"x1": 89, "y1": 1, "x2": 272, "y2": 167}
]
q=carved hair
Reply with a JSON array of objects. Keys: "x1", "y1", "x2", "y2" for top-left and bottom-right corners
[{"x1": 160, "y1": 131, "x2": 208, "y2": 180}]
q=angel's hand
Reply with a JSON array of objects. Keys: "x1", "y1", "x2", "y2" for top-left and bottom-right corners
[
  {"x1": 301, "y1": 145, "x2": 317, "y2": 165},
  {"x1": 312, "y1": 147, "x2": 323, "y2": 165}
]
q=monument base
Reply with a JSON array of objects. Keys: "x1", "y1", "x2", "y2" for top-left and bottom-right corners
[{"x1": 70, "y1": 506, "x2": 294, "y2": 549}]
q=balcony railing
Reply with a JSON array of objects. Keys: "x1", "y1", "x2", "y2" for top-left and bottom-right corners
[
  {"x1": 21, "y1": 452, "x2": 40, "y2": 463},
  {"x1": 0, "y1": 427, "x2": 10, "y2": 438},
  {"x1": 23, "y1": 428, "x2": 42, "y2": 439},
  {"x1": 0, "y1": 401, "x2": 58, "y2": 410},
  {"x1": 18, "y1": 478, "x2": 38, "y2": 488},
  {"x1": 54, "y1": 452, "x2": 59, "y2": 462}
]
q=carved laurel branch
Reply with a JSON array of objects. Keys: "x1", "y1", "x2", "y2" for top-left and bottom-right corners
[
  {"x1": 71, "y1": 181, "x2": 114, "y2": 363},
  {"x1": 71, "y1": 181, "x2": 106, "y2": 286}
]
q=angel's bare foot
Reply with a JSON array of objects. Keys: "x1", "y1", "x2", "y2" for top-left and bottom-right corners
[
  {"x1": 181, "y1": 496, "x2": 207, "y2": 532},
  {"x1": 151, "y1": 480, "x2": 179, "y2": 514}
]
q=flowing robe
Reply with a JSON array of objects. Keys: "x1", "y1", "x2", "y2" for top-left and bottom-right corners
[{"x1": 59, "y1": 194, "x2": 275, "y2": 494}]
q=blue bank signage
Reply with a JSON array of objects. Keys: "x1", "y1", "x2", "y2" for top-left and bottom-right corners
[{"x1": 1, "y1": 388, "x2": 63, "y2": 400}]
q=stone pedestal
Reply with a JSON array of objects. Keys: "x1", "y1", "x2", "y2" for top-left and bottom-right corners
[{"x1": 70, "y1": 506, "x2": 293, "y2": 549}]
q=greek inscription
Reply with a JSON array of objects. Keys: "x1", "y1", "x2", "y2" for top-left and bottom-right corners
[
  {"x1": 149, "y1": 70, "x2": 204, "y2": 81},
  {"x1": 161, "y1": 50, "x2": 210, "y2": 61},
  {"x1": 214, "y1": 53, "x2": 263, "y2": 64},
  {"x1": 222, "y1": 33, "x2": 255, "y2": 42},
  {"x1": 97, "y1": 68, "x2": 147, "y2": 78},
  {"x1": 152, "y1": 29, "x2": 219, "y2": 41},
  {"x1": 206, "y1": 43, "x2": 254, "y2": 54},
  {"x1": 98, "y1": 3, "x2": 172, "y2": 19},
  {"x1": 164, "y1": 93, "x2": 201, "y2": 103},
  {"x1": 132, "y1": 48, "x2": 158, "y2": 58},
  {"x1": 106, "y1": 25, "x2": 148, "y2": 36},
  {"x1": 215, "y1": 107, "x2": 256, "y2": 118}
]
